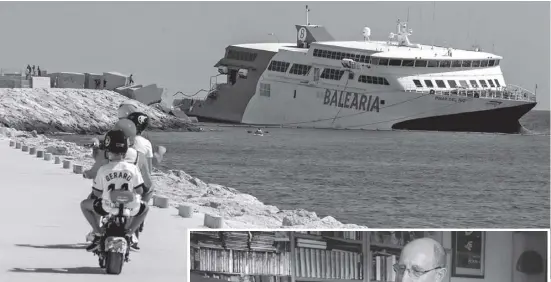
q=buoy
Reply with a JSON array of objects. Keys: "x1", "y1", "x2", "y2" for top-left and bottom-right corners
[
  {"x1": 178, "y1": 204, "x2": 193, "y2": 218},
  {"x1": 44, "y1": 153, "x2": 53, "y2": 161},
  {"x1": 29, "y1": 147, "x2": 36, "y2": 155},
  {"x1": 36, "y1": 150, "x2": 44, "y2": 158},
  {"x1": 21, "y1": 145, "x2": 29, "y2": 152}
]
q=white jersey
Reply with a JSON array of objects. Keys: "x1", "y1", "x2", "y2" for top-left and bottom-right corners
[
  {"x1": 93, "y1": 160, "x2": 145, "y2": 205},
  {"x1": 124, "y1": 147, "x2": 139, "y2": 165},
  {"x1": 134, "y1": 136, "x2": 153, "y2": 158}
]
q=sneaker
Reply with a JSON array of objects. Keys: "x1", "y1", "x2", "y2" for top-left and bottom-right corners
[
  {"x1": 130, "y1": 242, "x2": 140, "y2": 251},
  {"x1": 86, "y1": 234, "x2": 102, "y2": 252}
]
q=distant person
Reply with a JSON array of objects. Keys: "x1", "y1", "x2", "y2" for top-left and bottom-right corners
[
  {"x1": 26, "y1": 64, "x2": 31, "y2": 73},
  {"x1": 37, "y1": 66, "x2": 41, "y2": 76},
  {"x1": 394, "y1": 238, "x2": 447, "y2": 282},
  {"x1": 32, "y1": 65, "x2": 36, "y2": 76},
  {"x1": 129, "y1": 74, "x2": 134, "y2": 85},
  {"x1": 94, "y1": 79, "x2": 100, "y2": 89},
  {"x1": 103, "y1": 79, "x2": 107, "y2": 88}
]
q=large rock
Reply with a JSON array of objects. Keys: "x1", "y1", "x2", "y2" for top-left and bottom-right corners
[
  {"x1": 103, "y1": 72, "x2": 128, "y2": 90},
  {"x1": 50, "y1": 72, "x2": 85, "y2": 88},
  {"x1": 84, "y1": 73, "x2": 103, "y2": 89}
]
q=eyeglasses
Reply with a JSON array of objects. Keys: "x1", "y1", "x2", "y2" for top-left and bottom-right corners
[{"x1": 393, "y1": 263, "x2": 443, "y2": 279}]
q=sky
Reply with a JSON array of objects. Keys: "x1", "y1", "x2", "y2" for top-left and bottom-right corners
[{"x1": 0, "y1": 1, "x2": 549, "y2": 110}]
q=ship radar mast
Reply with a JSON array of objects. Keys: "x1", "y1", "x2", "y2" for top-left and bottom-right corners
[
  {"x1": 305, "y1": 5, "x2": 310, "y2": 25},
  {"x1": 388, "y1": 20, "x2": 420, "y2": 48}
]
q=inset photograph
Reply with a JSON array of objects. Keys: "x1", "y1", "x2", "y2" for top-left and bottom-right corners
[{"x1": 189, "y1": 230, "x2": 548, "y2": 282}]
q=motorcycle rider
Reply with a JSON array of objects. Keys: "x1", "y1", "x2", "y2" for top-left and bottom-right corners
[{"x1": 80, "y1": 130, "x2": 149, "y2": 252}]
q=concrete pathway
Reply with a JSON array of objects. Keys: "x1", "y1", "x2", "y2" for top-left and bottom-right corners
[{"x1": 0, "y1": 138, "x2": 205, "y2": 281}]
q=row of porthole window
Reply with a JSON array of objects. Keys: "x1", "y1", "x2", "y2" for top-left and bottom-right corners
[{"x1": 413, "y1": 78, "x2": 502, "y2": 89}]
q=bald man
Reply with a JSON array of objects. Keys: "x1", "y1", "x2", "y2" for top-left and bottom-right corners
[{"x1": 395, "y1": 238, "x2": 447, "y2": 282}]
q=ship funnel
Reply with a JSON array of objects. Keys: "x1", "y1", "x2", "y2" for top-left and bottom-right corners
[{"x1": 295, "y1": 25, "x2": 335, "y2": 48}]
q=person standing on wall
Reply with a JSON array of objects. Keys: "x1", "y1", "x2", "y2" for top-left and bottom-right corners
[
  {"x1": 32, "y1": 65, "x2": 36, "y2": 76},
  {"x1": 103, "y1": 79, "x2": 107, "y2": 89},
  {"x1": 129, "y1": 74, "x2": 134, "y2": 85},
  {"x1": 37, "y1": 66, "x2": 41, "y2": 77}
]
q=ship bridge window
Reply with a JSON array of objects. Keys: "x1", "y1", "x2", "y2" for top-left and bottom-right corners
[
  {"x1": 379, "y1": 58, "x2": 389, "y2": 66},
  {"x1": 402, "y1": 59, "x2": 415, "y2": 67},
  {"x1": 487, "y1": 79, "x2": 495, "y2": 87},
  {"x1": 268, "y1": 60, "x2": 290, "y2": 72},
  {"x1": 494, "y1": 60, "x2": 500, "y2": 66},
  {"x1": 313, "y1": 48, "x2": 371, "y2": 64},
  {"x1": 359, "y1": 75, "x2": 390, "y2": 85},
  {"x1": 480, "y1": 60, "x2": 489, "y2": 67},
  {"x1": 494, "y1": 79, "x2": 501, "y2": 87},
  {"x1": 415, "y1": 60, "x2": 427, "y2": 67},
  {"x1": 427, "y1": 60, "x2": 439, "y2": 67},
  {"x1": 389, "y1": 59, "x2": 402, "y2": 66},
  {"x1": 459, "y1": 80, "x2": 469, "y2": 88},
  {"x1": 470, "y1": 80, "x2": 479, "y2": 88},
  {"x1": 447, "y1": 80, "x2": 458, "y2": 88},
  {"x1": 462, "y1": 60, "x2": 472, "y2": 67},
  {"x1": 413, "y1": 79, "x2": 423, "y2": 88},
  {"x1": 289, "y1": 64, "x2": 312, "y2": 76},
  {"x1": 227, "y1": 50, "x2": 257, "y2": 61},
  {"x1": 424, "y1": 80, "x2": 434, "y2": 87},
  {"x1": 440, "y1": 60, "x2": 451, "y2": 68},
  {"x1": 320, "y1": 68, "x2": 344, "y2": 80},
  {"x1": 451, "y1": 60, "x2": 462, "y2": 67},
  {"x1": 488, "y1": 60, "x2": 496, "y2": 67},
  {"x1": 479, "y1": 80, "x2": 488, "y2": 88},
  {"x1": 435, "y1": 80, "x2": 446, "y2": 88},
  {"x1": 472, "y1": 60, "x2": 481, "y2": 67}
]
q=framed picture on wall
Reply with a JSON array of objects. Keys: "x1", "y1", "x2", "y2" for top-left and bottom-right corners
[{"x1": 452, "y1": 231, "x2": 486, "y2": 278}]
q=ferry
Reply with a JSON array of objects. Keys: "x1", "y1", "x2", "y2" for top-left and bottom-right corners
[{"x1": 178, "y1": 8, "x2": 537, "y2": 134}]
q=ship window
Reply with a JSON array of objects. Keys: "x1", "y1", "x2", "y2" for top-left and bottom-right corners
[
  {"x1": 383, "y1": 78, "x2": 390, "y2": 85},
  {"x1": 371, "y1": 57, "x2": 380, "y2": 65},
  {"x1": 427, "y1": 60, "x2": 439, "y2": 67},
  {"x1": 227, "y1": 50, "x2": 258, "y2": 61},
  {"x1": 495, "y1": 59, "x2": 500, "y2": 66},
  {"x1": 389, "y1": 59, "x2": 402, "y2": 66},
  {"x1": 447, "y1": 80, "x2": 458, "y2": 88},
  {"x1": 359, "y1": 55, "x2": 366, "y2": 63},
  {"x1": 379, "y1": 58, "x2": 389, "y2": 66},
  {"x1": 348, "y1": 72, "x2": 354, "y2": 80},
  {"x1": 413, "y1": 79, "x2": 423, "y2": 88},
  {"x1": 440, "y1": 60, "x2": 451, "y2": 68},
  {"x1": 402, "y1": 59, "x2": 415, "y2": 67},
  {"x1": 330, "y1": 52, "x2": 338, "y2": 59},
  {"x1": 378, "y1": 77, "x2": 384, "y2": 84},
  {"x1": 462, "y1": 60, "x2": 472, "y2": 67},
  {"x1": 320, "y1": 68, "x2": 344, "y2": 80},
  {"x1": 470, "y1": 80, "x2": 479, "y2": 88},
  {"x1": 268, "y1": 60, "x2": 290, "y2": 72},
  {"x1": 337, "y1": 52, "x2": 344, "y2": 60},
  {"x1": 415, "y1": 60, "x2": 427, "y2": 67},
  {"x1": 321, "y1": 50, "x2": 328, "y2": 57},
  {"x1": 487, "y1": 79, "x2": 495, "y2": 87},
  {"x1": 480, "y1": 60, "x2": 488, "y2": 67},
  {"x1": 366, "y1": 76, "x2": 373, "y2": 83},
  {"x1": 313, "y1": 49, "x2": 320, "y2": 57},
  {"x1": 452, "y1": 60, "x2": 462, "y2": 67},
  {"x1": 494, "y1": 79, "x2": 501, "y2": 87},
  {"x1": 472, "y1": 60, "x2": 481, "y2": 67},
  {"x1": 479, "y1": 80, "x2": 488, "y2": 87},
  {"x1": 459, "y1": 80, "x2": 469, "y2": 88},
  {"x1": 488, "y1": 60, "x2": 495, "y2": 67},
  {"x1": 354, "y1": 54, "x2": 361, "y2": 61},
  {"x1": 424, "y1": 80, "x2": 434, "y2": 87},
  {"x1": 259, "y1": 83, "x2": 271, "y2": 97},
  {"x1": 365, "y1": 56, "x2": 371, "y2": 63},
  {"x1": 289, "y1": 64, "x2": 312, "y2": 76},
  {"x1": 435, "y1": 80, "x2": 446, "y2": 88}
]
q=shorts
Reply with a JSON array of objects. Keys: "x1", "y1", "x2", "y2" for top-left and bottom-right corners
[{"x1": 93, "y1": 198, "x2": 146, "y2": 217}]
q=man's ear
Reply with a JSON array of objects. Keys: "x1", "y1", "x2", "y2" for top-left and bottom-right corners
[{"x1": 435, "y1": 268, "x2": 447, "y2": 282}]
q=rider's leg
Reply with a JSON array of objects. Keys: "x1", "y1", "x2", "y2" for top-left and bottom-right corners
[
  {"x1": 126, "y1": 203, "x2": 149, "y2": 234},
  {"x1": 81, "y1": 198, "x2": 102, "y2": 234}
]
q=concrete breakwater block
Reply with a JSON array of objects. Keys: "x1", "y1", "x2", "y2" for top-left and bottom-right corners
[
  {"x1": 36, "y1": 150, "x2": 44, "y2": 158},
  {"x1": 153, "y1": 195, "x2": 169, "y2": 208},
  {"x1": 9, "y1": 140, "x2": 15, "y2": 147},
  {"x1": 204, "y1": 214, "x2": 224, "y2": 229},
  {"x1": 178, "y1": 204, "x2": 193, "y2": 218},
  {"x1": 73, "y1": 164, "x2": 83, "y2": 174},
  {"x1": 29, "y1": 147, "x2": 36, "y2": 155},
  {"x1": 21, "y1": 145, "x2": 29, "y2": 152},
  {"x1": 54, "y1": 156, "x2": 61, "y2": 164},
  {"x1": 15, "y1": 142, "x2": 21, "y2": 149},
  {"x1": 62, "y1": 160, "x2": 72, "y2": 169},
  {"x1": 44, "y1": 153, "x2": 53, "y2": 161}
]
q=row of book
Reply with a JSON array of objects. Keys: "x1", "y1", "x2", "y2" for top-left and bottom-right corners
[{"x1": 191, "y1": 231, "x2": 278, "y2": 252}]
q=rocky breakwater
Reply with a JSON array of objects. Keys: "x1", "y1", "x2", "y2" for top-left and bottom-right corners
[
  {"x1": 1, "y1": 127, "x2": 366, "y2": 229},
  {"x1": 0, "y1": 88, "x2": 196, "y2": 134}
]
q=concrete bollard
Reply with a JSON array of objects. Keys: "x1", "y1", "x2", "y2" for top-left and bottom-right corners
[
  {"x1": 29, "y1": 147, "x2": 36, "y2": 155},
  {"x1": 44, "y1": 153, "x2": 53, "y2": 161},
  {"x1": 36, "y1": 150, "x2": 44, "y2": 158},
  {"x1": 9, "y1": 140, "x2": 14, "y2": 147},
  {"x1": 73, "y1": 164, "x2": 83, "y2": 174},
  {"x1": 204, "y1": 214, "x2": 224, "y2": 229},
  {"x1": 15, "y1": 142, "x2": 21, "y2": 149},
  {"x1": 21, "y1": 145, "x2": 29, "y2": 152},
  {"x1": 62, "y1": 160, "x2": 72, "y2": 169},
  {"x1": 153, "y1": 195, "x2": 169, "y2": 208},
  {"x1": 54, "y1": 156, "x2": 61, "y2": 164},
  {"x1": 178, "y1": 204, "x2": 193, "y2": 218}
]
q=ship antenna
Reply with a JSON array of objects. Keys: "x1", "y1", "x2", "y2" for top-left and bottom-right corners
[
  {"x1": 432, "y1": 1, "x2": 436, "y2": 47},
  {"x1": 306, "y1": 5, "x2": 310, "y2": 25},
  {"x1": 407, "y1": 6, "x2": 410, "y2": 23}
]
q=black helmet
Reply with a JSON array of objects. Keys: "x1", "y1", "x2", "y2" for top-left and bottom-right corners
[
  {"x1": 127, "y1": 112, "x2": 149, "y2": 134},
  {"x1": 104, "y1": 130, "x2": 129, "y2": 154}
]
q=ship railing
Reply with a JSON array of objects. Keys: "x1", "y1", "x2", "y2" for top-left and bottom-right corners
[{"x1": 403, "y1": 84, "x2": 536, "y2": 102}]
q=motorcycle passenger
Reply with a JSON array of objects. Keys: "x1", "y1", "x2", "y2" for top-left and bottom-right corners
[{"x1": 80, "y1": 130, "x2": 149, "y2": 252}]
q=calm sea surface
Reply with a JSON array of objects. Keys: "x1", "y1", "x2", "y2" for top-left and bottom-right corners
[{"x1": 55, "y1": 110, "x2": 550, "y2": 228}]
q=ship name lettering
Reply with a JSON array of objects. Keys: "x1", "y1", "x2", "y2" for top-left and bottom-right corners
[{"x1": 322, "y1": 89, "x2": 379, "y2": 112}]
